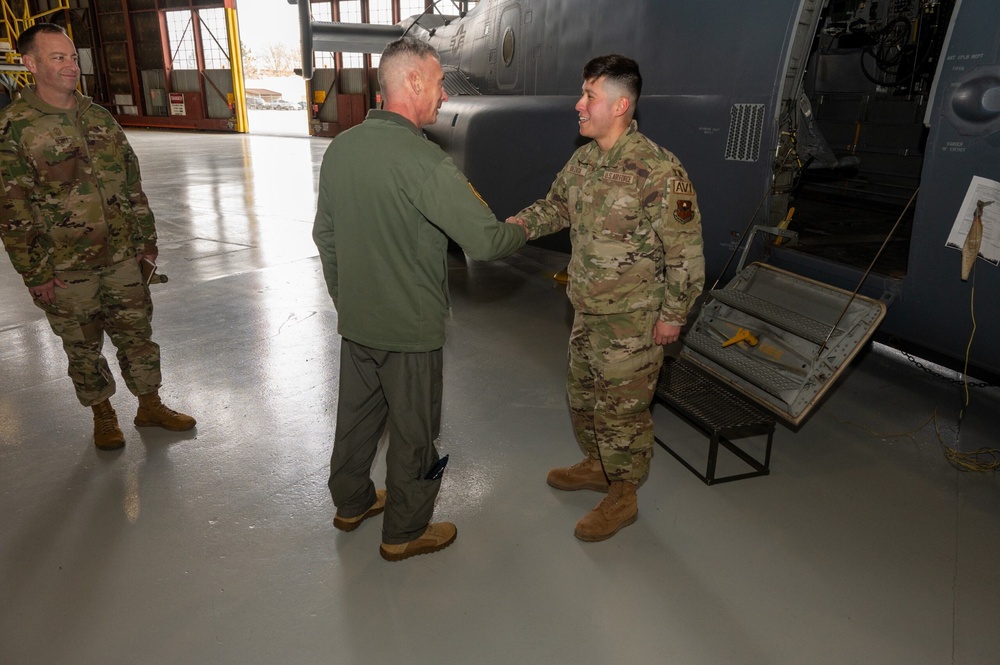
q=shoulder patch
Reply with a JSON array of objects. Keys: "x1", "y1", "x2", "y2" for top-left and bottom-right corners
[
  {"x1": 468, "y1": 181, "x2": 488, "y2": 207},
  {"x1": 673, "y1": 199, "x2": 694, "y2": 224},
  {"x1": 671, "y1": 179, "x2": 695, "y2": 195}
]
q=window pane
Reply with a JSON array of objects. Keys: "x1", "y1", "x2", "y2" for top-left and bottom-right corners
[
  {"x1": 370, "y1": 0, "x2": 391, "y2": 66},
  {"x1": 338, "y1": 0, "x2": 360, "y2": 22},
  {"x1": 166, "y1": 10, "x2": 197, "y2": 70},
  {"x1": 399, "y1": 0, "x2": 426, "y2": 17},
  {"x1": 433, "y1": 0, "x2": 478, "y2": 13},
  {"x1": 199, "y1": 8, "x2": 230, "y2": 69},
  {"x1": 338, "y1": 1, "x2": 362, "y2": 68},
  {"x1": 313, "y1": 0, "x2": 335, "y2": 66},
  {"x1": 369, "y1": 0, "x2": 392, "y2": 24},
  {"x1": 312, "y1": 2, "x2": 332, "y2": 21}
]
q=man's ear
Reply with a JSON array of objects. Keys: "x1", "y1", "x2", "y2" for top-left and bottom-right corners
[
  {"x1": 408, "y1": 69, "x2": 422, "y2": 94},
  {"x1": 613, "y1": 96, "x2": 631, "y2": 118},
  {"x1": 22, "y1": 54, "x2": 36, "y2": 75}
]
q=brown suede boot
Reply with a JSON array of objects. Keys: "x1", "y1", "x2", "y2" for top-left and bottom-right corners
[
  {"x1": 380, "y1": 522, "x2": 457, "y2": 562},
  {"x1": 574, "y1": 480, "x2": 638, "y2": 542},
  {"x1": 92, "y1": 400, "x2": 126, "y2": 450},
  {"x1": 134, "y1": 391, "x2": 196, "y2": 431},
  {"x1": 546, "y1": 456, "x2": 610, "y2": 492},
  {"x1": 334, "y1": 489, "x2": 387, "y2": 532}
]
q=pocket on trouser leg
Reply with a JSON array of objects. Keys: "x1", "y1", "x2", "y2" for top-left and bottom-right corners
[
  {"x1": 596, "y1": 337, "x2": 662, "y2": 481},
  {"x1": 46, "y1": 311, "x2": 115, "y2": 403}
]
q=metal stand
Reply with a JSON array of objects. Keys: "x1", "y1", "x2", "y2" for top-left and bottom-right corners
[{"x1": 653, "y1": 357, "x2": 775, "y2": 485}]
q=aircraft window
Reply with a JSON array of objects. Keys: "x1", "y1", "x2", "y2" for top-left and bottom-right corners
[{"x1": 502, "y1": 27, "x2": 514, "y2": 67}]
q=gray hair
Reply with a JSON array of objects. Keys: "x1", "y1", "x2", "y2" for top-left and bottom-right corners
[{"x1": 377, "y1": 37, "x2": 440, "y2": 94}]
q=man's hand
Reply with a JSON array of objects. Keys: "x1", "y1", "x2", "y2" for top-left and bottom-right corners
[
  {"x1": 653, "y1": 321, "x2": 681, "y2": 346},
  {"x1": 28, "y1": 278, "x2": 68, "y2": 305},
  {"x1": 505, "y1": 216, "x2": 529, "y2": 238}
]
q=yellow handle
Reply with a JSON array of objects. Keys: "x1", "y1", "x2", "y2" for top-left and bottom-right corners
[{"x1": 722, "y1": 328, "x2": 759, "y2": 348}]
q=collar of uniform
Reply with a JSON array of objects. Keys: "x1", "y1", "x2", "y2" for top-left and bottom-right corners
[
  {"x1": 601, "y1": 120, "x2": 640, "y2": 167},
  {"x1": 577, "y1": 120, "x2": 639, "y2": 169},
  {"x1": 20, "y1": 87, "x2": 92, "y2": 116},
  {"x1": 365, "y1": 109, "x2": 422, "y2": 137}
]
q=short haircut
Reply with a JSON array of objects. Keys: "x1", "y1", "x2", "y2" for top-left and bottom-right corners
[
  {"x1": 17, "y1": 23, "x2": 70, "y2": 57},
  {"x1": 377, "y1": 36, "x2": 440, "y2": 92},
  {"x1": 583, "y1": 54, "x2": 642, "y2": 105}
]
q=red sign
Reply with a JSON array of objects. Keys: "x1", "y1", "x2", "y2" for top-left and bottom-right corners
[{"x1": 169, "y1": 92, "x2": 186, "y2": 116}]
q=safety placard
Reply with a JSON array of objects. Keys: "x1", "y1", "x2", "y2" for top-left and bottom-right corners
[{"x1": 169, "y1": 92, "x2": 186, "y2": 116}]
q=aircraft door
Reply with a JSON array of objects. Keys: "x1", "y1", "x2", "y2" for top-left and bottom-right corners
[{"x1": 495, "y1": 3, "x2": 521, "y2": 91}]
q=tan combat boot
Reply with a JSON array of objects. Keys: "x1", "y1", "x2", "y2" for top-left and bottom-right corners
[
  {"x1": 92, "y1": 400, "x2": 126, "y2": 450},
  {"x1": 134, "y1": 391, "x2": 196, "y2": 431},
  {"x1": 380, "y1": 522, "x2": 457, "y2": 562},
  {"x1": 574, "y1": 480, "x2": 638, "y2": 542},
  {"x1": 546, "y1": 456, "x2": 610, "y2": 492},
  {"x1": 334, "y1": 489, "x2": 387, "y2": 532}
]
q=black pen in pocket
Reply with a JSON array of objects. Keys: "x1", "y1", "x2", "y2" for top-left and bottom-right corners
[{"x1": 424, "y1": 454, "x2": 449, "y2": 480}]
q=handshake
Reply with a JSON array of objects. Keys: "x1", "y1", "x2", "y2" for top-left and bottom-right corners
[{"x1": 505, "y1": 216, "x2": 531, "y2": 239}]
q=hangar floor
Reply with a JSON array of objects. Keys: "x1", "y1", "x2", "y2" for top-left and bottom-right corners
[{"x1": 1, "y1": 130, "x2": 999, "y2": 665}]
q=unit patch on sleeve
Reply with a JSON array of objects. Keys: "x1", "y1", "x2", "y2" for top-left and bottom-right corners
[
  {"x1": 468, "y1": 182, "x2": 488, "y2": 207},
  {"x1": 673, "y1": 199, "x2": 694, "y2": 223}
]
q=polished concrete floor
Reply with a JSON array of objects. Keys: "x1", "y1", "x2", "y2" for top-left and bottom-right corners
[{"x1": 2, "y1": 129, "x2": 999, "y2": 665}]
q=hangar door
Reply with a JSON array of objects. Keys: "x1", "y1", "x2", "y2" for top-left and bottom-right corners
[{"x1": 93, "y1": 0, "x2": 249, "y2": 132}]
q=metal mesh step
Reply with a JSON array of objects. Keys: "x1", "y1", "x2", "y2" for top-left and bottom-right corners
[
  {"x1": 709, "y1": 289, "x2": 839, "y2": 345},
  {"x1": 656, "y1": 358, "x2": 773, "y2": 432},
  {"x1": 685, "y1": 329, "x2": 802, "y2": 397}
]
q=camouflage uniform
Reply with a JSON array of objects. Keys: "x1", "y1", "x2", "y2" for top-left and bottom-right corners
[
  {"x1": 0, "y1": 87, "x2": 161, "y2": 406},
  {"x1": 518, "y1": 121, "x2": 705, "y2": 481}
]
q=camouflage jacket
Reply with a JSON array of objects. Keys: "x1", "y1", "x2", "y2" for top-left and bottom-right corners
[
  {"x1": 0, "y1": 88, "x2": 156, "y2": 287},
  {"x1": 518, "y1": 121, "x2": 705, "y2": 325}
]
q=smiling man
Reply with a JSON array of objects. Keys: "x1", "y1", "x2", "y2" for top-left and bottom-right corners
[
  {"x1": 510, "y1": 54, "x2": 705, "y2": 542},
  {"x1": 0, "y1": 23, "x2": 195, "y2": 451}
]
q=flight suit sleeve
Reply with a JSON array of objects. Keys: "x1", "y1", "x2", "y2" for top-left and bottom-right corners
[
  {"x1": 122, "y1": 134, "x2": 158, "y2": 255},
  {"x1": 652, "y1": 168, "x2": 705, "y2": 326},
  {"x1": 0, "y1": 121, "x2": 53, "y2": 287},
  {"x1": 312, "y1": 156, "x2": 339, "y2": 307},
  {"x1": 514, "y1": 161, "x2": 574, "y2": 240},
  {"x1": 412, "y1": 157, "x2": 526, "y2": 261}
]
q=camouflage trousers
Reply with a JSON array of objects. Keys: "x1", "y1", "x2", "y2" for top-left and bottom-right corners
[
  {"x1": 33, "y1": 258, "x2": 161, "y2": 407},
  {"x1": 567, "y1": 309, "x2": 663, "y2": 482}
]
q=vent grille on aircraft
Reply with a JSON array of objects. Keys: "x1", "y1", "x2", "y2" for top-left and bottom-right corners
[
  {"x1": 725, "y1": 103, "x2": 765, "y2": 162},
  {"x1": 443, "y1": 69, "x2": 481, "y2": 96}
]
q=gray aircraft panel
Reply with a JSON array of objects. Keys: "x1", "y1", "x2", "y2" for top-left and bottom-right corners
[
  {"x1": 296, "y1": 0, "x2": 1000, "y2": 374},
  {"x1": 896, "y1": 0, "x2": 1000, "y2": 364}
]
